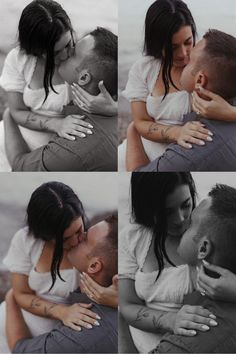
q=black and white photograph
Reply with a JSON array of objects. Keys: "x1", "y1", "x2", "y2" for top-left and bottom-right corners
[
  {"x1": 119, "y1": 172, "x2": 236, "y2": 353},
  {"x1": 0, "y1": 0, "x2": 118, "y2": 171},
  {"x1": 0, "y1": 172, "x2": 118, "y2": 353},
  {"x1": 118, "y1": 0, "x2": 236, "y2": 172}
]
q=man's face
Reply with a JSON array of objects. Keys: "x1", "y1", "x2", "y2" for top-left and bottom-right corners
[
  {"x1": 180, "y1": 39, "x2": 206, "y2": 93},
  {"x1": 177, "y1": 197, "x2": 212, "y2": 265},
  {"x1": 58, "y1": 34, "x2": 95, "y2": 84},
  {"x1": 67, "y1": 220, "x2": 109, "y2": 272}
]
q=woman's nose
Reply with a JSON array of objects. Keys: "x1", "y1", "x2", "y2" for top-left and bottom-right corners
[
  {"x1": 178, "y1": 45, "x2": 188, "y2": 58},
  {"x1": 58, "y1": 49, "x2": 69, "y2": 62},
  {"x1": 174, "y1": 209, "x2": 185, "y2": 223}
]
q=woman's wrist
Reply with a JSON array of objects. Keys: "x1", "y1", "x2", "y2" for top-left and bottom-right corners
[
  {"x1": 227, "y1": 105, "x2": 236, "y2": 121},
  {"x1": 168, "y1": 125, "x2": 181, "y2": 143},
  {"x1": 49, "y1": 303, "x2": 67, "y2": 320}
]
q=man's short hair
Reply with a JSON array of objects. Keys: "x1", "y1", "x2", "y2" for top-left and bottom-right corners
[
  {"x1": 200, "y1": 29, "x2": 236, "y2": 99},
  {"x1": 78, "y1": 27, "x2": 117, "y2": 97},
  {"x1": 203, "y1": 184, "x2": 236, "y2": 274},
  {"x1": 89, "y1": 213, "x2": 118, "y2": 285}
]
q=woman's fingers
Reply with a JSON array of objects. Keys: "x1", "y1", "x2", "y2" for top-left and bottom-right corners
[
  {"x1": 202, "y1": 260, "x2": 227, "y2": 276},
  {"x1": 69, "y1": 130, "x2": 86, "y2": 138},
  {"x1": 72, "y1": 84, "x2": 91, "y2": 103},
  {"x1": 178, "y1": 140, "x2": 192, "y2": 149},
  {"x1": 81, "y1": 272, "x2": 101, "y2": 292},
  {"x1": 80, "y1": 278, "x2": 96, "y2": 300},
  {"x1": 67, "y1": 323, "x2": 82, "y2": 332},
  {"x1": 71, "y1": 117, "x2": 93, "y2": 129},
  {"x1": 98, "y1": 80, "x2": 112, "y2": 100},
  {"x1": 175, "y1": 328, "x2": 197, "y2": 336},
  {"x1": 75, "y1": 304, "x2": 101, "y2": 320}
]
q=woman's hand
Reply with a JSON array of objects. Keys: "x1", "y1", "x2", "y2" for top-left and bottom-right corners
[
  {"x1": 192, "y1": 87, "x2": 236, "y2": 121},
  {"x1": 174, "y1": 121, "x2": 213, "y2": 149},
  {"x1": 168, "y1": 304, "x2": 218, "y2": 336},
  {"x1": 80, "y1": 273, "x2": 118, "y2": 308},
  {"x1": 71, "y1": 81, "x2": 117, "y2": 116},
  {"x1": 197, "y1": 260, "x2": 236, "y2": 302},
  {"x1": 54, "y1": 114, "x2": 93, "y2": 141},
  {"x1": 58, "y1": 303, "x2": 101, "y2": 331}
]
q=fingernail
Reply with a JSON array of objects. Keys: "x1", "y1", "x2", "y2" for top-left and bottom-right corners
[
  {"x1": 72, "y1": 136, "x2": 75, "y2": 140},
  {"x1": 202, "y1": 325, "x2": 210, "y2": 331},
  {"x1": 87, "y1": 324, "x2": 93, "y2": 329},
  {"x1": 209, "y1": 314, "x2": 216, "y2": 319},
  {"x1": 87, "y1": 130, "x2": 93, "y2": 134},
  {"x1": 191, "y1": 330, "x2": 197, "y2": 335},
  {"x1": 207, "y1": 136, "x2": 213, "y2": 142},
  {"x1": 188, "y1": 144, "x2": 192, "y2": 149},
  {"x1": 199, "y1": 141, "x2": 205, "y2": 146},
  {"x1": 78, "y1": 327, "x2": 82, "y2": 331},
  {"x1": 96, "y1": 315, "x2": 101, "y2": 320},
  {"x1": 202, "y1": 260, "x2": 210, "y2": 266},
  {"x1": 94, "y1": 321, "x2": 100, "y2": 326},
  {"x1": 80, "y1": 133, "x2": 86, "y2": 138},
  {"x1": 209, "y1": 320, "x2": 218, "y2": 326},
  {"x1": 208, "y1": 132, "x2": 213, "y2": 136},
  {"x1": 80, "y1": 273, "x2": 84, "y2": 279},
  {"x1": 88, "y1": 124, "x2": 93, "y2": 128}
]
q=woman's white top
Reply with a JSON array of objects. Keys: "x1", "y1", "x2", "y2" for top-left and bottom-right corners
[
  {"x1": 1, "y1": 227, "x2": 78, "y2": 339},
  {"x1": 0, "y1": 47, "x2": 70, "y2": 151},
  {"x1": 118, "y1": 56, "x2": 192, "y2": 168},
  {"x1": 119, "y1": 223, "x2": 194, "y2": 353}
]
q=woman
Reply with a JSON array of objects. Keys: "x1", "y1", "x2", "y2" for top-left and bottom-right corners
[
  {"x1": 118, "y1": 0, "x2": 236, "y2": 171},
  {"x1": 0, "y1": 181, "x2": 117, "y2": 353},
  {"x1": 0, "y1": 0, "x2": 116, "y2": 171},
  {"x1": 119, "y1": 173, "x2": 236, "y2": 353}
]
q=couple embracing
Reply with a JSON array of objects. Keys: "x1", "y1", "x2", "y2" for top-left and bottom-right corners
[
  {"x1": 0, "y1": 181, "x2": 118, "y2": 353},
  {"x1": 119, "y1": 172, "x2": 236, "y2": 353},
  {"x1": 0, "y1": 0, "x2": 117, "y2": 171}
]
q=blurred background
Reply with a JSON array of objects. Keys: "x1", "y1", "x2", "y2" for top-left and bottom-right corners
[
  {"x1": 119, "y1": 0, "x2": 236, "y2": 142},
  {"x1": 0, "y1": 0, "x2": 118, "y2": 120},
  {"x1": 0, "y1": 172, "x2": 118, "y2": 301}
]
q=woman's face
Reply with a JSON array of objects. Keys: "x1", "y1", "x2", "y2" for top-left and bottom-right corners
[
  {"x1": 63, "y1": 216, "x2": 84, "y2": 250},
  {"x1": 171, "y1": 25, "x2": 194, "y2": 68},
  {"x1": 165, "y1": 184, "x2": 193, "y2": 238},
  {"x1": 54, "y1": 30, "x2": 74, "y2": 65}
]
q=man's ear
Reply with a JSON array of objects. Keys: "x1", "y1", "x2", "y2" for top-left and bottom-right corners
[
  {"x1": 197, "y1": 237, "x2": 212, "y2": 261},
  {"x1": 87, "y1": 257, "x2": 103, "y2": 275},
  {"x1": 195, "y1": 70, "x2": 207, "y2": 90},
  {"x1": 77, "y1": 69, "x2": 91, "y2": 86}
]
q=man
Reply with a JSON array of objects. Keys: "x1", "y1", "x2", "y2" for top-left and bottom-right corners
[
  {"x1": 6, "y1": 215, "x2": 118, "y2": 353},
  {"x1": 150, "y1": 184, "x2": 236, "y2": 353},
  {"x1": 4, "y1": 27, "x2": 117, "y2": 171},
  {"x1": 133, "y1": 29, "x2": 236, "y2": 171}
]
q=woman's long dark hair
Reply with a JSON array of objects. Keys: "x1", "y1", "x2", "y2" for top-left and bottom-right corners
[
  {"x1": 18, "y1": 0, "x2": 74, "y2": 102},
  {"x1": 144, "y1": 0, "x2": 196, "y2": 100},
  {"x1": 131, "y1": 172, "x2": 196, "y2": 279},
  {"x1": 27, "y1": 181, "x2": 87, "y2": 290}
]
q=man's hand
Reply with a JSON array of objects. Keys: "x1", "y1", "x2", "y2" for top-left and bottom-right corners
[{"x1": 71, "y1": 81, "x2": 117, "y2": 116}]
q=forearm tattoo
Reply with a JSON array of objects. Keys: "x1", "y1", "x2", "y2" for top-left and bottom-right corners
[
  {"x1": 132, "y1": 308, "x2": 150, "y2": 326},
  {"x1": 25, "y1": 112, "x2": 50, "y2": 131},
  {"x1": 148, "y1": 123, "x2": 172, "y2": 142},
  {"x1": 29, "y1": 296, "x2": 58, "y2": 318},
  {"x1": 132, "y1": 308, "x2": 166, "y2": 333}
]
